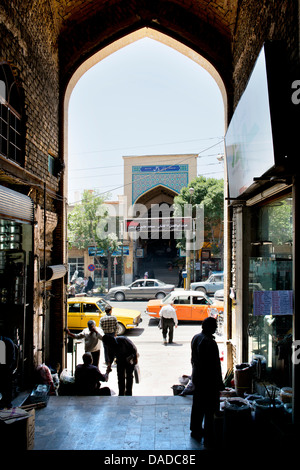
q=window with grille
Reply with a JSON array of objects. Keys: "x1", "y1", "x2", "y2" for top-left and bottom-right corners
[
  {"x1": 0, "y1": 63, "x2": 23, "y2": 165},
  {"x1": 68, "y1": 257, "x2": 84, "y2": 282}
]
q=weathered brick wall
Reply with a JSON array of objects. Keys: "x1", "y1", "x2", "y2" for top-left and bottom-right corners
[
  {"x1": 57, "y1": 0, "x2": 234, "y2": 107},
  {"x1": 0, "y1": 0, "x2": 60, "y2": 188},
  {"x1": 0, "y1": 1, "x2": 64, "y2": 369},
  {"x1": 2, "y1": 1, "x2": 298, "y2": 166},
  {"x1": 232, "y1": 0, "x2": 299, "y2": 110},
  {"x1": 57, "y1": 0, "x2": 299, "y2": 129}
]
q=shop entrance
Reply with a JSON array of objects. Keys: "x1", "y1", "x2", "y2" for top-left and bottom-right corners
[
  {"x1": 247, "y1": 193, "x2": 293, "y2": 387},
  {"x1": 0, "y1": 219, "x2": 33, "y2": 404},
  {"x1": 132, "y1": 187, "x2": 187, "y2": 285},
  {"x1": 136, "y1": 237, "x2": 180, "y2": 285}
]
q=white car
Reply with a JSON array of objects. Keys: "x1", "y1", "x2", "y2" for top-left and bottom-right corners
[
  {"x1": 108, "y1": 278, "x2": 175, "y2": 301},
  {"x1": 191, "y1": 273, "x2": 224, "y2": 295},
  {"x1": 214, "y1": 289, "x2": 224, "y2": 301},
  {"x1": 213, "y1": 282, "x2": 264, "y2": 302}
]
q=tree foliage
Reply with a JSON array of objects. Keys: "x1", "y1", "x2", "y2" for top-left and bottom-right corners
[
  {"x1": 68, "y1": 190, "x2": 120, "y2": 288},
  {"x1": 173, "y1": 176, "x2": 224, "y2": 256},
  {"x1": 265, "y1": 199, "x2": 292, "y2": 246}
]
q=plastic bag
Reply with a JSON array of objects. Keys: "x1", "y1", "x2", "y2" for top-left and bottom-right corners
[
  {"x1": 178, "y1": 375, "x2": 191, "y2": 385},
  {"x1": 59, "y1": 368, "x2": 75, "y2": 384},
  {"x1": 134, "y1": 364, "x2": 140, "y2": 383},
  {"x1": 182, "y1": 379, "x2": 195, "y2": 395}
]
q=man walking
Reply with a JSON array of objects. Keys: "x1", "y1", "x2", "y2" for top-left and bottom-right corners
[
  {"x1": 190, "y1": 316, "x2": 224, "y2": 448},
  {"x1": 66, "y1": 320, "x2": 102, "y2": 367},
  {"x1": 159, "y1": 303, "x2": 178, "y2": 345}
]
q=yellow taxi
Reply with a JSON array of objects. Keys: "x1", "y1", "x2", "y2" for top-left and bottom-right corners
[
  {"x1": 146, "y1": 290, "x2": 223, "y2": 322},
  {"x1": 67, "y1": 296, "x2": 141, "y2": 335}
]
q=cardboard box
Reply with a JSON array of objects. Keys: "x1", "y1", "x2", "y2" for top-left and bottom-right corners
[
  {"x1": 26, "y1": 409, "x2": 35, "y2": 450},
  {"x1": 0, "y1": 407, "x2": 35, "y2": 450}
]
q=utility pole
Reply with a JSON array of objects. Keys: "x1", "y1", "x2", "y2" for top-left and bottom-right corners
[{"x1": 185, "y1": 187, "x2": 194, "y2": 290}]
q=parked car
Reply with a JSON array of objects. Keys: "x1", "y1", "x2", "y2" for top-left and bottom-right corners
[
  {"x1": 145, "y1": 290, "x2": 223, "y2": 322},
  {"x1": 108, "y1": 278, "x2": 175, "y2": 301},
  {"x1": 191, "y1": 272, "x2": 224, "y2": 294},
  {"x1": 214, "y1": 283, "x2": 264, "y2": 302},
  {"x1": 214, "y1": 289, "x2": 224, "y2": 302},
  {"x1": 67, "y1": 296, "x2": 142, "y2": 335}
]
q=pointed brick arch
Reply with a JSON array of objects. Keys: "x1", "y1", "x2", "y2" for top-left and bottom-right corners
[
  {"x1": 63, "y1": 28, "x2": 227, "y2": 193},
  {"x1": 59, "y1": 1, "x2": 234, "y2": 93}
]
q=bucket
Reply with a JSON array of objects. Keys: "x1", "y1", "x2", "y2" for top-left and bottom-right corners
[
  {"x1": 280, "y1": 387, "x2": 292, "y2": 403},
  {"x1": 254, "y1": 397, "x2": 284, "y2": 423},
  {"x1": 223, "y1": 398, "x2": 252, "y2": 446},
  {"x1": 171, "y1": 385, "x2": 185, "y2": 396},
  {"x1": 234, "y1": 363, "x2": 252, "y2": 397}
]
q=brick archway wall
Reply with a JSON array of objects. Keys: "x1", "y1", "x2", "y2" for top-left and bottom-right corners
[
  {"x1": 58, "y1": 0, "x2": 234, "y2": 98},
  {"x1": 60, "y1": 0, "x2": 299, "y2": 200},
  {"x1": 62, "y1": 27, "x2": 228, "y2": 205}
]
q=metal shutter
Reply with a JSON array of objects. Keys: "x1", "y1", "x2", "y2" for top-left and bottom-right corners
[{"x1": 0, "y1": 184, "x2": 34, "y2": 223}]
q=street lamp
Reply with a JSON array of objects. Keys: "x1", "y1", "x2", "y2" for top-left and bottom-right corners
[{"x1": 186, "y1": 187, "x2": 194, "y2": 290}]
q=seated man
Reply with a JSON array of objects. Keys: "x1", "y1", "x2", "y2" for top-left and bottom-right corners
[{"x1": 75, "y1": 352, "x2": 111, "y2": 396}]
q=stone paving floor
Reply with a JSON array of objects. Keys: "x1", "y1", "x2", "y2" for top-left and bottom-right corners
[{"x1": 33, "y1": 395, "x2": 205, "y2": 451}]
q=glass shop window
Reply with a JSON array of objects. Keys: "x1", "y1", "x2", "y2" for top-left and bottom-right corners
[
  {"x1": 68, "y1": 257, "x2": 84, "y2": 282},
  {"x1": 248, "y1": 193, "x2": 293, "y2": 387},
  {"x1": 0, "y1": 219, "x2": 27, "y2": 305}
]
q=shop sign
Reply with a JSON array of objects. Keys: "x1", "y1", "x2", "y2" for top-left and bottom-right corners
[
  {"x1": 136, "y1": 248, "x2": 144, "y2": 258},
  {"x1": 88, "y1": 246, "x2": 129, "y2": 257},
  {"x1": 225, "y1": 43, "x2": 288, "y2": 199},
  {"x1": 137, "y1": 165, "x2": 181, "y2": 172},
  {"x1": 125, "y1": 217, "x2": 192, "y2": 234},
  {"x1": 253, "y1": 290, "x2": 293, "y2": 316}
]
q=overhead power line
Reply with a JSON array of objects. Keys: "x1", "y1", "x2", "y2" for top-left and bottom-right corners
[
  {"x1": 69, "y1": 140, "x2": 224, "y2": 204},
  {"x1": 68, "y1": 136, "x2": 225, "y2": 157}
]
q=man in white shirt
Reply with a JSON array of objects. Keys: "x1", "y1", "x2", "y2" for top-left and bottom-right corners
[
  {"x1": 159, "y1": 304, "x2": 178, "y2": 345},
  {"x1": 66, "y1": 320, "x2": 103, "y2": 367}
]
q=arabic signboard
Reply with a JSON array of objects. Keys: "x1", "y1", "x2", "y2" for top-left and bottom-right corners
[
  {"x1": 125, "y1": 217, "x2": 192, "y2": 234},
  {"x1": 137, "y1": 165, "x2": 181, "y2": 172}
]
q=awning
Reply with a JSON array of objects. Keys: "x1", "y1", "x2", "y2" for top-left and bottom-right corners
[
  {"x1": 0, "y1": 184, "x2": 34, "y2": 223},
  {"x1": 45, "y1": 265, "x2": 67, "y2": 281}
]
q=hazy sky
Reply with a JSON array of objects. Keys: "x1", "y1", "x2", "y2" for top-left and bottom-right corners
[{"x1": 67, "y1": 38, "x2": 225, "y2": 204}]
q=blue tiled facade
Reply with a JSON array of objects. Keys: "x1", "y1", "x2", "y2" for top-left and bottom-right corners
[{"x1": 132, "y1": 165, "x2": 189, "y2": 203}]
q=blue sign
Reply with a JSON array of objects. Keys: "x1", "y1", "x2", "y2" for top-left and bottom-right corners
[
  {"x1": 139, "y1": 165, "x2": 180, "y2": 172},
  {"x1": 88, "y1": 246, "x2": 129, "y2": 257}
]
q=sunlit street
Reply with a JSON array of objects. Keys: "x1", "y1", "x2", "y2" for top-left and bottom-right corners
[{"x1": 67, "y1": 299, "x2": 225, "y2": 396}]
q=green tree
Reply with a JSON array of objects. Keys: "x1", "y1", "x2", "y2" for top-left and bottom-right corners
[
  {"x1": 173, "y1": 176, "x2": 224, "y2": 259},
  {"x1": 68, "y1": 190, "x2": 120, "y2": 289},
  {"x1": 267, "y1": 199, "x2": 292, "y2": 246}
]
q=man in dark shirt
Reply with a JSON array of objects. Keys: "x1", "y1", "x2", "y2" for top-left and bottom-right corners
[
  {"x1": 190, "y1": 317, "x2": 224, "y2": 448},
  {"x1": 102, "y1": 335, "x2": 138, "y2": 396},
  {"x1": 99, "y1": 305, "x2": 118, "y2": 364},
  {"x1": 75, "y1": 352, "x2": 111, "y2": 395}
]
